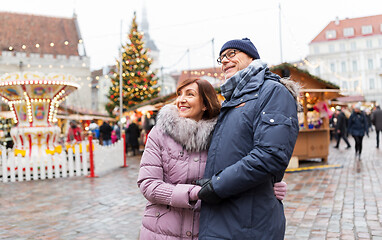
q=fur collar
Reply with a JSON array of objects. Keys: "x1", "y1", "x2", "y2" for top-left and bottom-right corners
[{"x1": 155, "y1": 104, "x2": 218, "y2": 152}]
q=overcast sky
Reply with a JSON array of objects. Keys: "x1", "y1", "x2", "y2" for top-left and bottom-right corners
[{"x1": 1, "y1": 0, "x2": 381, "y2": 72}]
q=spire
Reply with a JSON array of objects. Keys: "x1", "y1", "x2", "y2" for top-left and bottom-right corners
[
  {"x1": 141, "y1": 0, "x2": 149, "y2": 33},
  {"x1": 140, "y1": 0, "x2": 158, "y2": 51}
]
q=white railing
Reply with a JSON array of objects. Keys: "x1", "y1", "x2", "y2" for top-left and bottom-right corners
[
  {"x1": 1, "y1": 144, "x2": 88, "y2": 183},
  {"x1": 1, "y1": 135, "x2": 126, "y2": 183},
  {"x1": 93, "y1": 138, "x2": 125, "y2": 176}
]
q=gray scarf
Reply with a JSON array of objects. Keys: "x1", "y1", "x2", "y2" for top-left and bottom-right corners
[{"x1": 220, "y1": 60, "x2": 267, "y2": 100}]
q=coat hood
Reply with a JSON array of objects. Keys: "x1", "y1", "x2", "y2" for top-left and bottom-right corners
[{"x1": 156, "y1": 104, "x2": 217, "y2": 152}]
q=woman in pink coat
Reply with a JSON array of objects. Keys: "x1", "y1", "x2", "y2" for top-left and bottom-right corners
[{"x1": 137, "y1": 78, "x2": 287, "y2": 239}]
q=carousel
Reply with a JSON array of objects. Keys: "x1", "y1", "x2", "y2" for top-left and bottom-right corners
[{"x1": 0, "y1": 72, "x2": 79, "y2": 157}]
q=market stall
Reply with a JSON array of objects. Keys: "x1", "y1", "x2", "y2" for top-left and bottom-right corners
[{"x1": 270, "y1": 63, "x2": 342, "y2": 166}]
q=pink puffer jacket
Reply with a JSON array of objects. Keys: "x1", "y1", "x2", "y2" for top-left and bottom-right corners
[{"x1": 137, "y1": 105, "x2": 217, "y2": 240}]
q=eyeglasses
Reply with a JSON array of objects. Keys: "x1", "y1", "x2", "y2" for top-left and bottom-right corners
[{"x1": 217, "y1": 50, "x2": 240, "y2": 64}]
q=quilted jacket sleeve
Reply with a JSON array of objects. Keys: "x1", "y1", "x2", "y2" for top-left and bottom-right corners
[{"x1": 137, "y1": 126, "x2": 198, "y2": 209}]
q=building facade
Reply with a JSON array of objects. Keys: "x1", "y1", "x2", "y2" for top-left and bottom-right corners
[
  {"x1": 305, "y1": 15, "x2": 382, "y2": 105},
  {"x1": 0, "y1": 12, "x2": 92, "y2": 110}
]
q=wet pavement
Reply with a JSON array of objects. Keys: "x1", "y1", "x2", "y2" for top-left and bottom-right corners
[{"x1": 0, "y1": 131, "x2": 381, "y2": 240}]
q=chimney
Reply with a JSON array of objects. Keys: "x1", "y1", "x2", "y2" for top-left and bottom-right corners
[{"x1": 335, "y1": 16, "x2": 340, "y2": 25}]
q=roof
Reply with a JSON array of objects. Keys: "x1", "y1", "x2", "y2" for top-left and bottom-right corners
[
  {"x1": 178, "y1": 67, "x2": 224, "y2": 85},
  {"x1": 0, "y1": 11, "x2": 81, "y2": 56},
  {"x1": 310, "y1": 14, "x2": 382, "y2": 43},
  {"x1": 335, "y1": 95, "x2": 365, "y2": 102},
  {"x1": 270, "y1": 63, "x2": 340, "y2": 89}
]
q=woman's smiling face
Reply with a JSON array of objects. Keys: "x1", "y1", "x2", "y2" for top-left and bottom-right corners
[{"x1": 176, "y1": 82, "x2": 206, "y2": 121}]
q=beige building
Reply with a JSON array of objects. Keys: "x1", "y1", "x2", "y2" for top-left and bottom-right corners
[{"x1": 305, "y1": 14, "x2": 382, "y2": 106}]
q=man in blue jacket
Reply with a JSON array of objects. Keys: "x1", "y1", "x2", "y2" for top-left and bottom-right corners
[{"x1": 197, "y1": 38, "x2": 300, "y2": 239}]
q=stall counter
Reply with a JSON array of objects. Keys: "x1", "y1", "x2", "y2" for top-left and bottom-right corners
[{"x1": 292, "y1": 128, "x2": 330, "y2": 163}]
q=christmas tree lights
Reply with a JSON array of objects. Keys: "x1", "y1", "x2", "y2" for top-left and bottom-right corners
[{"x1": 106, "y1": 12, "x2": 159, "y2": 115}]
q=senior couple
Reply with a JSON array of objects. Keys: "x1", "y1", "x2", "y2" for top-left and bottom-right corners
[{"x1": 137, "y1": 38, "x2": 300, "y2": 239}]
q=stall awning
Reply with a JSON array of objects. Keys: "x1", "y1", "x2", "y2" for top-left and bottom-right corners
[
  {"x1": 335, "y1": 95, "x2": 365, "y2": 102},
  {"x1": 136, "y1": 105, "x2": 158, "y2": 112},
  {"x1": 56, "y1": 114, "x2": 115, "y2": 121},
  {"x1": 301, "y1": 89, "x2": 342, "y2": 100}
]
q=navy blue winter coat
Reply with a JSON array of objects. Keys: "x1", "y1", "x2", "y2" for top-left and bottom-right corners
[
  {"x1": 199, "y1": 62, "x2": 299, "y2": 240},
  {"x1": 348, "y1": 111, "x2": 368, "y2": 137}
]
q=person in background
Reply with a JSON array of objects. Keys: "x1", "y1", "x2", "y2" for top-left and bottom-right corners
[
  {"x1": 66, "y1": 121, "x2": 82, "y2": 143},
  {"x1": 111, "y1": 130, "x2": 118, "y2": 144},
  {"x1": 99, "y1": 121, "x2": 113, "y2": 146},
  {"x1": 364, "y1": 108, "x2": 373, "y2": 132},
  {"x1": 113, "y1": 123, "x2": 121, "y2": 140},
  {"x1": 197, "y1": 38, "x2": 300, "y2": 239},
  {"x1": 89, "y1": 120, "x2": 100, "y2": 139},
  {"x1": 371, "y1": 105, "x2": 382, "y2": 148},
  {"x1": 137, "y1": 78, "x2": 287, "y2": 239},
  {"x1": 348, "y1": 103, "x2": 369, "y2": 160},
  {"x1": 126, "y1": 119, "x2": 140, "y2": 156},
  {"x1": 333, "y1": 107, "x2": 351, "y2": 149}
]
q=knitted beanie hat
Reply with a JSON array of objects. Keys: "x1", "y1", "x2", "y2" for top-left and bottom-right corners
[{"x1": 219, "y1": 38, "x2": 260, "y2": 60}]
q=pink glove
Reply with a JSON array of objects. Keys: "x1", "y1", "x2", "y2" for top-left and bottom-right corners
[
  {"x1": 274, "y1": 181, "x2": 287, "y2": 200},
  {"x1": 189, "y1": 186, "x2": 201, "y2": 201}
]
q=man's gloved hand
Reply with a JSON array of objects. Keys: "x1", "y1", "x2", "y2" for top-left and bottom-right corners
[{"x1": 195, "y1": 178, "x2": 222, "y2": 204}]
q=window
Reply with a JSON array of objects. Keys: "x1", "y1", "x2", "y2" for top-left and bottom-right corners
[
  {"x1": 329, "y1": 44, "x2": 335, "y2": 53},
  {"x1": 342, "y1": 81, "x2": 348, "y2": 89},
  {"x1": 330, "y1": 63, "x2": 336, "y2": 72},
  {"x1": 380, "y1": 58, "x2": 382, "y2": 68},
  {"x1": 326, "y1": 30, "x2": 336, "y2": 39},
  {"x1": 315, "y1": 66, "x2": 321, "y2": 76},
  {"x1": 341, "y1": 61, "x2": 346, "y2": 72},
  {"x1": 379, "y1": 39, "x2": 382, "y2": 47},
  {"x1": 352, "y1": 60, "x2": 358, "y2": 72},
  {"x1": 366, "y1": 40, "x2": 373, "y2": 48},
  {"x1": 340, "y1": 43, "x2": 345, "y2": 51},
  {"x1": 343, "y1": 27, "x2": 354, "y2": 37},
  {"x1": 350, "y1": 42, "x2": 357, "y2": 50},
  {"x1": 314, "y1": 46, "x2": 320, "y2": 54},
  {"x1": 354, "y1": 80, "x2": 359, "y2": 90},
  {"x1": 362, "y1": 25, "x2": 373, "y2": 35},
  {"x1": 368, "y1": 59, "x2": 374, "y2": 70},
  {"x1": 369, "y1": 78, "x2": 375, "y2": 89}
]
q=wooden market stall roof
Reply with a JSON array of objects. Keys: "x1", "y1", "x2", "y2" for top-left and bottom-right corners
[
  {"x1": 270, "y1": 63, "x2": 342, "y2": 100},
  {"x1": 270, "y1": 63, "x2": 340, "y2": 89}
]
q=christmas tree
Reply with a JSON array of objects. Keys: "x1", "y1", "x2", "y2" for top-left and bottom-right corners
[{"x1": 106, "y1": 12, "x2": 160, "y2": 116}]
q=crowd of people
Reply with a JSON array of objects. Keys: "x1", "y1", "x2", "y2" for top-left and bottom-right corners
[
  {"x1": 330, "y1": 103, "x2": 381, "y2": 160},
  {"x1": 64, "y1": 116, "x2": 155, "y2": 157}
]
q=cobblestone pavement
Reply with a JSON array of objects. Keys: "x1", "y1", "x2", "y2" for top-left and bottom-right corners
[
  {"x1": 284, "y1": 130, "x2": 382, "y2": 240},
  {"x1": 0, "y1": 131, "x2": 381, "y2": 240}
]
